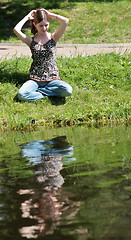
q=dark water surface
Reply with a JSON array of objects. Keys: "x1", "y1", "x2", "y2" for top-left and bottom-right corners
[{"x1": 0, "y1": 125, "x2": 131, "y2": 240}]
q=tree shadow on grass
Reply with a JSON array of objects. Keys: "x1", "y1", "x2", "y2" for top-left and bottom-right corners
[
  {"x1": 0, "y1": 0, "x2": 75, "y2": 42},
  {"x1": 0, "y1": 0, "x2": 115, "y2": 41},
  {"x1": 0, "y1": 68, "x2": 28, "y2": 86}
]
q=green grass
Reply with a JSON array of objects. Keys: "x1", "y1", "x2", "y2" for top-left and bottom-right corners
[
  {"x1": 0, "y1": 0, "x2": 131, "y2": 43},
  {"x1": 0, "y1": 53, "x2": 130, "y2": 131}
]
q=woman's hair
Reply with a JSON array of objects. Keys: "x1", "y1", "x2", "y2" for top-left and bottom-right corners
[{"x1": 30, "y1": 9, "x2": 49, "y2": 35}]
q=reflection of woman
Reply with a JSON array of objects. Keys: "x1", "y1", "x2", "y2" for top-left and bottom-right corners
[
  {"x1": 18, "y1": 136, "x2": 78, "y2": 238},
  {"x1": 13, "y1": 9, "x2": 72, "y2": 101},
  {"x1": 21, "y1": 136, "x2": 75, "y2": 190}
]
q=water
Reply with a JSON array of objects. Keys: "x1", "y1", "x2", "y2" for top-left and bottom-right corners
[{"x1": 0, "y1": 125, "x2": 131, "y2": 240}]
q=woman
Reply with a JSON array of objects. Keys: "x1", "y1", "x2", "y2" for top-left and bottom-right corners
[{"x1": 13, "y1": 9, "x2": 72, "y2": 101}]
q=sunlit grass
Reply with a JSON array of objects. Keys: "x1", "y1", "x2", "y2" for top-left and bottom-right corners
[{"x1": 0, "y1": 52, "x2": 130, "y2": 131}]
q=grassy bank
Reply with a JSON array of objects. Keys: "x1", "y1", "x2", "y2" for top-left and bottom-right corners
[
  {"x1": 0, "y1": 0, "x2": 131, "y2": 43},
  {"x1": 0, "y1": 53, "x2": 130, "y2": 131}
]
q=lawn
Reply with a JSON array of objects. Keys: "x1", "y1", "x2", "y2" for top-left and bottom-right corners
[
  {"x1": 0, "y1": 53, "x2": 130, "y2": 131},
  {"x1": 0, "y1": 0, "x2": 131, "y2": 43}
]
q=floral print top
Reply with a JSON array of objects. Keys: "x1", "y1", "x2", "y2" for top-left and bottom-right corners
[{"x1": 29, "y1": 38, "x2": 61, "y2": 82}]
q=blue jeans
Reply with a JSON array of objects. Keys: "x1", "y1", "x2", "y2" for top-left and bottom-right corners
[{"x1": 18, "y1": 79, "x2": 72, "y2": 101}]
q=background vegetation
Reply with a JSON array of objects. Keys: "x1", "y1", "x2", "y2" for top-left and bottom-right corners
[{"x1": 0, "y1": 0, "x2": 131, "y2": 43}]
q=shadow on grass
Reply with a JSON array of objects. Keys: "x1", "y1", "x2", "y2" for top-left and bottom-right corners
[
  {"x1": 0, "y1": 68, "x2": 66, "y2": 105},
  {"x1": 0, "y1": 68, "x2": 28, "y2": 86},
  {"x1": 48, "y1": 96, "x2": 66, "y2": 105},
  {"x1": 0, "y1": 0, "x2": 117, "y2": 41},
  {"x1": 13, "y1": 94, "x2": 66, "y2": 105},
  {"x1": 0, "y1": 0, "x2": 75, "y2": 41}
]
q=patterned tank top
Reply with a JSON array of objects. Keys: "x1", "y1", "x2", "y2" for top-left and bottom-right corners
[{"x1": 29, "y1": 38, "x2": 61, "y2": 82}]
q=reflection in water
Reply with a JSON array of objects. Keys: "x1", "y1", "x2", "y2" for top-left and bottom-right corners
[
  {"x1": 18, "y1": 136, "x2": 80, "y2": 239},
  {"x1": 1, "y1": 126, "x2": 130, "y2": 240}
]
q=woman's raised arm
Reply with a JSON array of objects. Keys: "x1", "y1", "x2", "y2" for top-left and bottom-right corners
[
  {"x1": 13, "y1": 10, "x2": 36, "y2": 46},
  {"x1": 43, "y1": 9, "x2": 69, "y2": 42}
]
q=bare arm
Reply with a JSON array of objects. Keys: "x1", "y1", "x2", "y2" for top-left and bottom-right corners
[
  {"x1": 44, "y1": 10, "x2": 69, "y2": 42},
  {"x1": 13, "y1": 10, "x2": 35, "y2": 47}
]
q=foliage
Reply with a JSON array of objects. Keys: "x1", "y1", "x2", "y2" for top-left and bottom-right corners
[
  {"x1": 0, "y1": 53, "x2": 130, "y2": 131},
  {"x1": 0, "y1": 1, "x2": 131, "y2": 43}
]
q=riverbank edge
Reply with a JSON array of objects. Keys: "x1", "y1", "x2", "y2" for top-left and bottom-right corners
[{"x1": 1, "y1": 114, "x2": 131, "y2": 132}]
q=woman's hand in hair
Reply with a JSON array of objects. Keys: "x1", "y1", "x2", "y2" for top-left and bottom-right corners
[
  {"x1": 40, "y1": 9, "x2": 52, "y2": 19},
  {"x1": 27, "y1": 10, "x2": 36, "y2": 20}
]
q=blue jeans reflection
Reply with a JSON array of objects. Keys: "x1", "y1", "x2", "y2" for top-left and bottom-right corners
[
  {"x1": 18, "y1": 136, "x2": 78, "y2": 239},
  {"x1": 21, "y1": 136, "x2": 75, "y2": 190}
]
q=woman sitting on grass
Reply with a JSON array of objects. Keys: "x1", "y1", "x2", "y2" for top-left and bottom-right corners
[{"x1": 13, "y1": 9, "x2": 72, "y2": 101}]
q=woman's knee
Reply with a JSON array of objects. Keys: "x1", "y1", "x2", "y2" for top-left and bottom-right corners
[
  {"x1": 59, "y1": 82, "x2": 72, "y2": 97},
  {"x1": 65, "y1": 84, "x2": 72, "y2": 96},
  {"x1": 18, "y1": 88, "x2": 30, "y2": 101},
  {"x1": 18, "y1": 80, "x2": 38, "y2": 101},
  {"x1": 18, "y1": 90, "x2": 26, "y2": 101}
]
